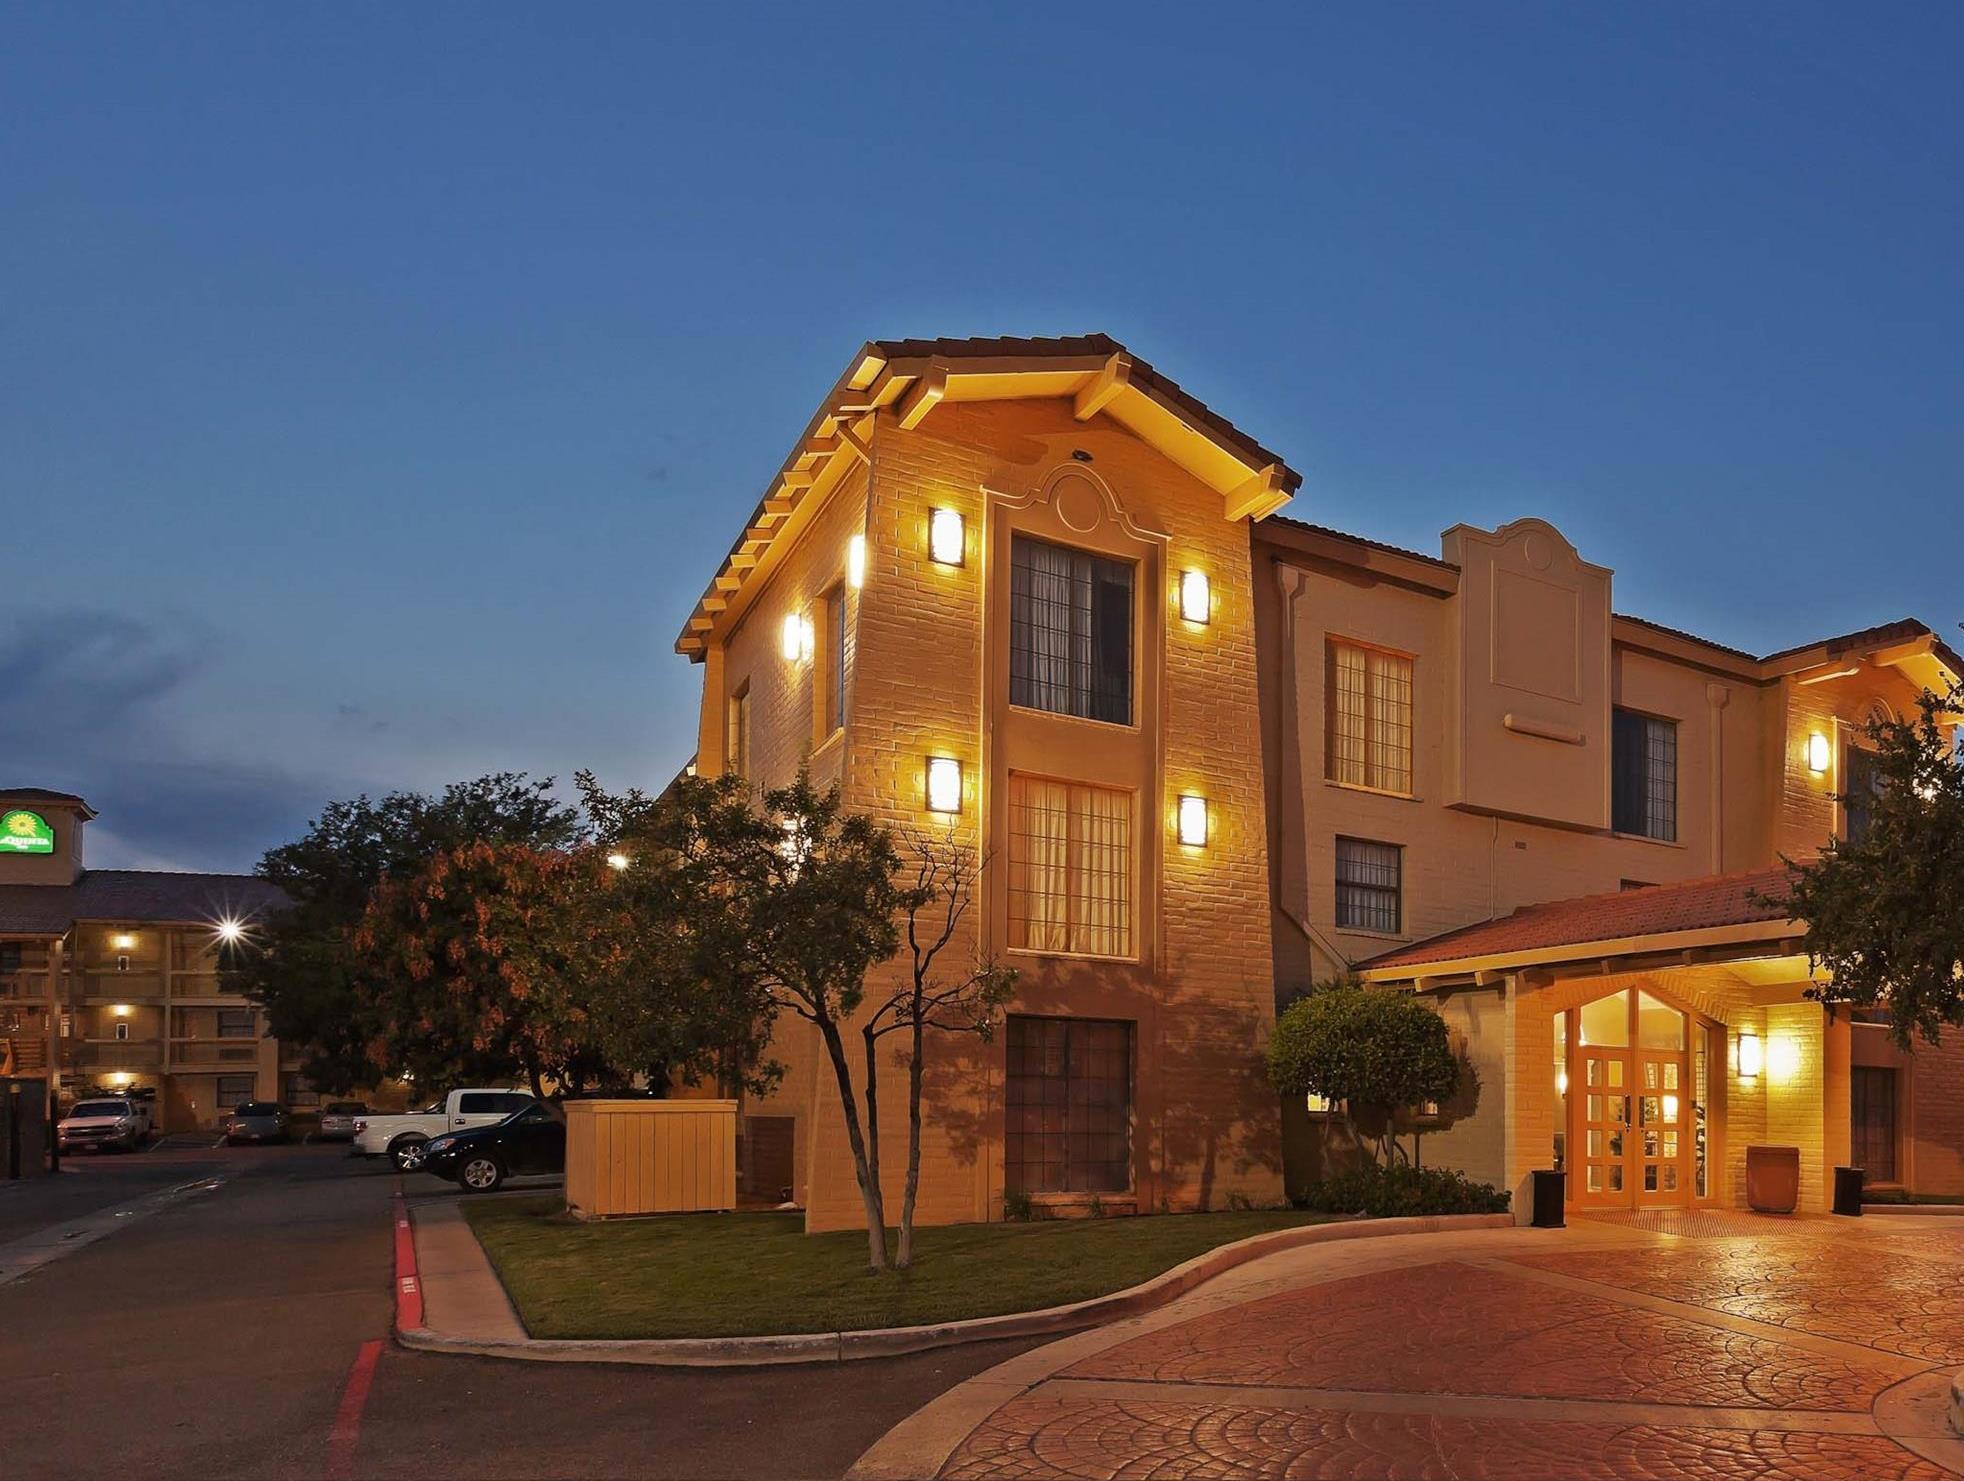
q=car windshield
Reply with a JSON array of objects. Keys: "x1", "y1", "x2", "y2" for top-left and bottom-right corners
[
  {"x1": 503, "y1": 1104, "x2": 549, "y2": 1127},
  {"x1": 233, "y1": 1103, "x2": 280, "y2": 1117},
  {"x1": 71, "y1": 1101, "x2": 128, "y2": 1118}
]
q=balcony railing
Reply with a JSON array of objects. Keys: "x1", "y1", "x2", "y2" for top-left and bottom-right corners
[
  {"x1": 166, "y1": 1038, "x2": 263, "y2": 1067},
  {"x1": 67, "y1": 1041, "x2": 166, "y2": 1070}
]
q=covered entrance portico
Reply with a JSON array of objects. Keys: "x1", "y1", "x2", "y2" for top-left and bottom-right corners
[{"x1": 1360, "y1": 867, "x2": 1854, "y2": 1220}]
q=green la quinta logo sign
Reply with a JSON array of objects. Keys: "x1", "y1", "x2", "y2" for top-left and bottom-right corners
[{"x1": 1, "y1": 810, "x2": 55, "y2": 854}]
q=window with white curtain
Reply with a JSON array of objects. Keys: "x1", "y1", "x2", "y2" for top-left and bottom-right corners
[
  {"x1": 1009, "y1": 535, "x2": 1134, "y2": 725},
  {"x1": 1007, "y1": 774, "x2": 1133, "y2": 958},
  {"x1": 1326, "y1": 640, "x2": 1413, "y2": 793}
]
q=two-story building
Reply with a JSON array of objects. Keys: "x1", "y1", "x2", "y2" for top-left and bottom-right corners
[
  {"x1": 0, "y1": 788, "x2": 301, "y2": 1131},
  {"x1": 679, "y1": 334, "x2": 1961, "y2": 1227}
]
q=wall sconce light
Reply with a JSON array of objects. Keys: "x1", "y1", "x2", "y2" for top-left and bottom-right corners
[
  {"x1": 1737, "y1": 1030, "x2": 1763, "y2": 1080},
  {"x1": 1555, "y1": 1067, "x2": 1569, "y2": 1096},
  {"x1": 1768, "y1": 1036, "x2": 1803, "y2": 1084},
  {"x1": 111, "y1": 1003, "x2": 133, "y2": 1018},
  {"x1": 1177, "y1": 794, "x2": 1209, "y2": 847},
  {"x1": 108, "y1": 1071, "x2": 133, "y2": 1088},
  {"x1": 605, "y1": 852, "x2": 631, "y2": 872},
  {"x1": 111, "y1": 933, "x2": 137, "y2": 952},
  {"x1": 1178, "y1": 569, "x2": 1210, "y2": 625},
  {"x1": 928, "y1": 508, "x2": 964, "y2": 567},
  {"x1": 781, "y1": 611, "x2": 815, "y2": 663},
  {"x1": 925, "y1": 756, "x2": 963, "y2": 815},
  {"x1": 1806, "y1": 732, "x2": 1831, "y2": 774},
  {"x1": 215, "y1": 919, "x2": 246, "y2": 946},
  {"x1": 846, "y1": 533, "x2": 866, "y2": 590}
]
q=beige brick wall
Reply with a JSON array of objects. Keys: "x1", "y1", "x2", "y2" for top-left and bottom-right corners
[{"x1": 697, "y1": 396, "x2": 1282, "y2": 1232}]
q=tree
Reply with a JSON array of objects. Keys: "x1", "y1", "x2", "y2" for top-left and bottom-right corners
[
  {"x1": 352, "y1": 839, "x2": 602, "y2": 1096},
  {"x1": 866, "y1": 827, "x2": 1016, "y2": 1269},
  {"x1": 1774, "y1": 681, "x2": 1964, "y2": 1048},
  {"x1": 232, "y1": 775, "x2": 584, "y2": 1092},
  {"x1": 571, "y1": 770, "x2": 782, "y2": 1099},
  {"x1": 747, "y1": 772, "x2": 912, "y2": 1271},
  {"x1": 1266, "y1": 979, "x2": 1460, "y2": 1166}
]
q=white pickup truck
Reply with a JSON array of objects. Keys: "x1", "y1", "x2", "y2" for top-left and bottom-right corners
[
  {"x1": 353, "y1": 1089, "x2": 534, "y2": 1172},
  {"x1": 57, "y1": 1095, "x2": 153, "y2": 1154}
]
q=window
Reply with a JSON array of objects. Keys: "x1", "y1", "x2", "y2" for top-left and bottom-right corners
[
  {"x1": 726, "y1": 683, "x2": 751, "y2": 779},
  {"x1": 1004, "y1": 1017, "x2": 1132, "y2": 1194},
  {"x1": 1612, "y1": 709, "x2": 1678, "y2": 841},
  {"x1": 1844, "y1": 743, "x2": 1880, "y2": 845},
  {"x1": 0, "y1": 943, "x2": 20, "y2": 973},
  {"x1": 1006, "y1": 775, "x2": 1133, "y2": 958},
  {"x1": 217, "y1": 1009, "x2": 255, "y2": 1039},
  {"x1": 1335, "y1": 837, "x2": 1401, "y2": 933},
  {"x1": 1326, "y1": 641, "x2": 1413, "y2": 793},
  {"x1": 284, "y1": 1074, "x2": 320, "y2": 1107},
  {"x1": 827, "y1": 586, "x2": 847, "y2": 735},
  {"x1": 458, "y1": 1091, "x2": 534, "y2": 1116},
  {"x1": 1009, "y1": 534, "x2": 1133, "y2": 724},
  {"x1": 215, "y1": 1074, "x2": 255, "y2": 1109},
  {"x1": 114, "y1": 1021, "x2": 130, "y2": 1041}
]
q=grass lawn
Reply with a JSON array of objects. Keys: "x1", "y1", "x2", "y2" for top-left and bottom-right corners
[{"x1": 463, "y1": 1198, "x2": 1339, "y2": 1339}]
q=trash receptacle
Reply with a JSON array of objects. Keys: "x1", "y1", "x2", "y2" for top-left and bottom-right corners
[
  {"x1": 1746, "y1": 1145, "x2": 1800, "y2": 1213},
  {"x1": 1833, "y1": 1165, "x2": 1864, "y2": 1216},
  {"x1": 1531, "y1": 1169, "x2": 1566, "y2": 1228}
]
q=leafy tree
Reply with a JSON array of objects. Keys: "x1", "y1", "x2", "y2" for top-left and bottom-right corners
[
  {"x1": 352, "y1": 839, "x2": 602, "y2": 1096},
  {"x1": 1266, "y1": 979, "x2": 1459, "y2": 1166},
  {"x1": 867, "y1": 827, "x2": 1016, "y2": 1269},
  {"x1": 747, "y1": 772, "x2": 912, "y2": 1271},
  {"x1": 232, "y1": 775, "x2": 584, "y2": 1092},
  {"x1": 1775, "y1": 681, "x2": 1964, "y2": 1048},
  {"x1": 571, "y1": 770, "x2": 782, "y2": 1099}
]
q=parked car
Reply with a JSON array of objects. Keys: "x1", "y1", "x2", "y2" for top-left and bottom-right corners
[
  {"x1": 317, "y1": 1101, "x2": 369, "y2": 1141},
  {"x1": 353, "y1": 1088, "x2": 534, "y2": 1172},
  {"x1": 57, "y1": 1096, "x2": 150, "y2": 1153},
  {"x1": 423, "y1": 1102, "x2": 566, "y2": 1193},
  {"x1": 224, "y1": 1101, "x2": 290, "y2": 1145}
]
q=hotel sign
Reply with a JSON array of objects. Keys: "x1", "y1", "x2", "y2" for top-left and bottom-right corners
[{"x1": 1, "y1": 810, "x2": 54, "y2": 854}]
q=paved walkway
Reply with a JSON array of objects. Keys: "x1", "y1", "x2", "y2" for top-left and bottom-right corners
[{"x1": 854, "y1": 1211, "x2": 1964, "y2": 1481}]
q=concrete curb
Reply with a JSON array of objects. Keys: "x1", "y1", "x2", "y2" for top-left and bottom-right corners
[{"x1": 399, "y1": 1210, "x2": 1515, "y2": 1367}]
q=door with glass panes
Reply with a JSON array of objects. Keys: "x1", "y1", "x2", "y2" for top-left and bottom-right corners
[{"x1": 1565, "y1": 987, "x2": 1698, "y2": 1209}]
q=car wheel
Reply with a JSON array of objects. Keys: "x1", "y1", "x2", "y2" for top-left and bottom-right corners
[
  {"x1": 391, "y1": 1136, "x2": 430, "y2": 1173},
  {"x1": 459, "y1": 1154, "x2": 504, "y2": 1194}
]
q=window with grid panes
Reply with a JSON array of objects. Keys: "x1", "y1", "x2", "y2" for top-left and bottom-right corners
[
  {"x1": 1611, "y1": 709, "x2": 1677, "y2": 841},
  {"x1": 1004, "y1": 1017, "x2": 1132, "y2": 1194},
  {"x1": 1006, "y1": 775, "x2": 1133, "y2": 958},
  {"x1": 726, "y1": 683, "x2": 751, "y2": 779},
  {"x1": 218, "y1": 1008, "x2": 256, "y2": 1038},
  {"x1": 1326, "y1": 640, "x2": 1413, "y2": 793},
  {"x1": 215, "y1": 1074, "x2": 255, "y2": 1109},
  {"x1": 828, "y1": 587, "x2": 847, "y2": 734},
  {"x1": 1335, "y1": 837, "x2": 1402, "y2": 933},
  {"x1": 1009, "y1": 534, "x2": 1134, "y2": 724}
]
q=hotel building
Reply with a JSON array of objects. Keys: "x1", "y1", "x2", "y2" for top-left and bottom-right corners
[{"x1": 679, "y1": 335, "x2": 1960, "y2": 1225}]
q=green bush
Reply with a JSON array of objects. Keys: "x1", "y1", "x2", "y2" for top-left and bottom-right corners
[{"x1": 1298, "y1": 1162, "x2": 1509, "y2": 1218}]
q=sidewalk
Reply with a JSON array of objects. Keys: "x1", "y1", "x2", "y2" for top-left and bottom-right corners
[{"x1": 404, "y1": 1198, "x2": 528, "y2": 1343}]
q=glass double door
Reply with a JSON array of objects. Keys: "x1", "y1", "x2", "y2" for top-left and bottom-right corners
[{"x1": 1571, "y1": 988, "x2": 1692, "y2": 1209}]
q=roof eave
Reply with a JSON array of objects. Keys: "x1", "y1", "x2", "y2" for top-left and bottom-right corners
[{"x1": 1356, "y1": 918, "x2": 1799, "y2": 984}]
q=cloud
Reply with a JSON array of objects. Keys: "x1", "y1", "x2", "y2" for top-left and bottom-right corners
[
  {"x1": 0, "y1": 609, "x2": 203, "y2": 748},
  {"x1": 0, "y1": 607, "x2": 338, "y2": 871}
]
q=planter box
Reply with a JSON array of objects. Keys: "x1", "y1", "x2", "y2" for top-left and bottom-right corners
[
  {"x1": 565, "y1": 1098, "x2": 737, "y2": 1219},
  {"x1": 1745, "y1": 1144, "x2": 1800, "y2": 1214}
]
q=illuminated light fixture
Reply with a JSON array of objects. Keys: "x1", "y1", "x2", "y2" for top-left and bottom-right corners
[
  {"x1": 1178, "y1": 569, "x2": 1210, "y2": 625},
  {"x1": 111, "y1": 1003, "x2": 134, "y2": 1018},
  {"x1": 925, "y1": 756, "x2": 963, "y2": 815},
  {"x1": 111, "y1": 933, "x2": 137, "y2": 952},
  {"x1": 109, "y1": 1071, "x2": 133, "y2": 1087},
  {"x1": 1177, "y1": 794, "x2": 1209, "y2": 847},
  {"x1": 928, "y1": 508, "x2": 964, "y2": 567},
  {"x1": 1768, "y1": 1036, "x2": 1803, "y2": 1084},
  {"x1": 780, "y1": 612, "x2": 815, "y2": 663},
  {"x1": 1806, "y1": 732, "x2": 1832, "y2": 774},
  {"x1": 846, "y1": 533, "x2": 867, "y2": 589},
  {"x1": 1556, "y1": 1068, "x2": 1569, "y2": 1096},
  {"x1": 605, "y1": 852, "x2": 631, "y2": 872},
  {"x1": 1737, "y1": 1030, "x2": 1763, "y2": 1080},
  {"x1": 214, "y1": 919, "x2": 246, "y2": 946}
]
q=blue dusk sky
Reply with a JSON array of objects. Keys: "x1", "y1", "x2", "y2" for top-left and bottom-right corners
[{"x1": 4, "y1": 5, "x2": 1960, "y2": 870}]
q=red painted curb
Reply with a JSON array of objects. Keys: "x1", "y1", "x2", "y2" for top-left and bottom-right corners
[
  {"x1": 392, "y1": 1190, "x2": 423, "y2": 1333},
  {"x1": 325, "y1": 1338, "x2": 383, "y2": 1481}
]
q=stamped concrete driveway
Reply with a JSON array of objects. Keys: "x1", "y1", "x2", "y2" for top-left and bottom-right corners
[{"x1": 854, "y1": 1210, "x2": 1964, "y2": 1481}]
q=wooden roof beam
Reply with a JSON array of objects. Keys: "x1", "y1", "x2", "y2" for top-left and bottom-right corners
[
  {"x1": 1073, "y1": 353, "x2": 1132, "y2": 422},
  {"x1": 895, "y1": 362, "x2": 948, "y2": 430}
]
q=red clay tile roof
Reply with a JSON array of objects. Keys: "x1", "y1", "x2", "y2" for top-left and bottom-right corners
[{"x1": 1358, "y1": 866, "x2": 1799, "y2": 973}]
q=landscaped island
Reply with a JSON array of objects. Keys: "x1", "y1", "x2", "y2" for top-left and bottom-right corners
[{"x1": 463, "y1": 1200, "x2": 1337, "y2": 1340}]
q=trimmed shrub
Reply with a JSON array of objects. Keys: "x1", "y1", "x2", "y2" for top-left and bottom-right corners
[{"x1": 1298, "y1": 1162, "x2": 1509, "y2": 1218}]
